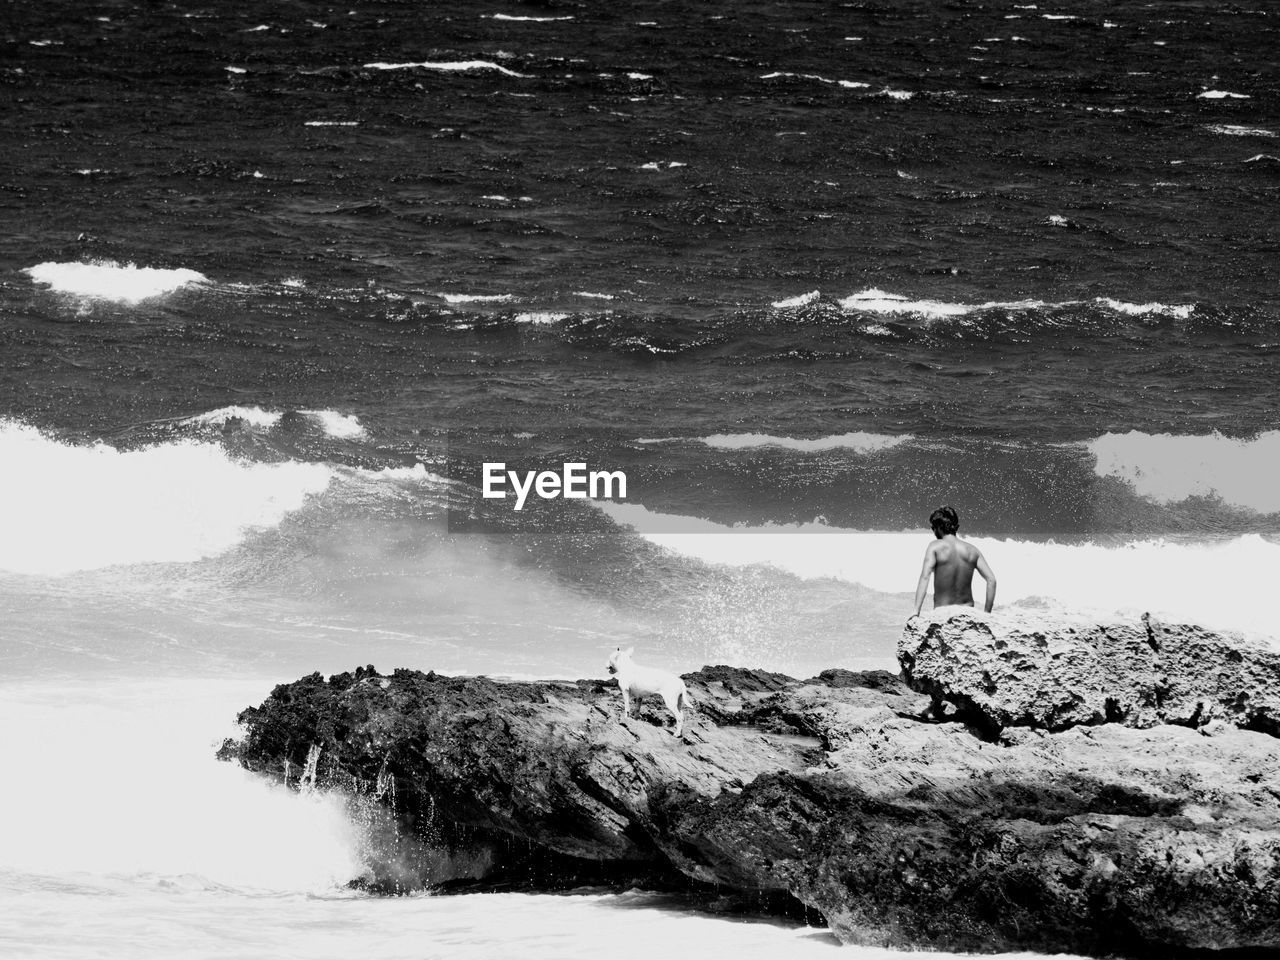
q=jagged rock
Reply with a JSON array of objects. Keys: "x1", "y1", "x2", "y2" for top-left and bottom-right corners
[
  {"x1": 900, "y1": 607, "x2": 1280, "y2": 735},
  {"x1": 218, "y1": 652, "x2": 1280, "y2": 956}
]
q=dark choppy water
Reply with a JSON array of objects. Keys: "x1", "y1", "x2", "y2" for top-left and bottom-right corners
[{"x1": 5, "y1": 0, "x2": 1279, "y2": 439}]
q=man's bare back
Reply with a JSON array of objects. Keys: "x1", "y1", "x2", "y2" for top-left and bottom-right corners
[{"x1": 913, "y1": 506, "x2": 996, "y2": 616}]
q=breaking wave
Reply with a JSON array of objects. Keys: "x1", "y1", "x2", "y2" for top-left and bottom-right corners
[
  {"x1": 438, "y1": 292, "x2": 517, "y2": 304},
  {"x1": 0, "y1": 679, "x2": 366, "y2": 891},
  {"x1": 188, "y1": 406, "x2": 366, "y2": 439},
  {"x1": 1205, "y1": 124, "x2": 1276, "y2": 137},
  {"x1": 23, "y1": 260, "x2": 208, "y2": 304},
  {"x1": 771, "y1": 290, "x2": 821, "y2": 309},
  {"x1": 636, "y1": 432, "x2": 909, "y2": 453},
  {"x1": 1089, "y1": 430, "x2": 1280, "y2": 513},
  {"x1": 837, "y1": 289, "x2": 1048, "y2": 318},
  {"x1": 832, "y1": 289, "x2": 1195, "y2": 320},
  {"x1": 0, "y1": 420, "x2": 334, "y2": 575},
  {"x1": 363, "y1": 60, "x2": 526, "y2": 77}
]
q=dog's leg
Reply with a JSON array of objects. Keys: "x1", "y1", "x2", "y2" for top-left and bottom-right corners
[
  {"x1": 620, "y1": 686, "x2": 631, "y2": 722},
  {"x1": 675, "y1": 686, "x2": 690, "y2": 739},
  {"x1": 661, "y1": 689, "x2": 683, "y2": 738}
]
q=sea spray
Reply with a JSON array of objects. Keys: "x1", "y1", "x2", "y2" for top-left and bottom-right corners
[
  {"x1": 1089, "y1": 430, "x2": 1280, "y2": 513},
  {"x1": 0, "y1": 420, "x2": 334, "y2": 574},
  {"x1": 300, "y1": 743, "x2": 323, "y2": 793},
  {"x1": 0, "y1": 679, "x2": 366, "y2": 891}
]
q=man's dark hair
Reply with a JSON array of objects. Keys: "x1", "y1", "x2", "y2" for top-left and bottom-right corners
[{"x1": 930, "y1": 505, "x2": 959, "y2": 538}]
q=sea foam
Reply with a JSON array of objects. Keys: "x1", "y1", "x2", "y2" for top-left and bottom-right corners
[
  {"x1": 838, "y1": 289, "x2": 1047, "y2": 318},
  {"x1": 0, "y1": 420, "x2": 333, "y2": 575},
  {"x1": 438, "y1": 292, "x2": 516, "y2": 304},
  {"x1": 514, "y1": 312, "x2": 570, "y2": 325},
  {"x1": 1094, "y1": 298, "x2": 1194, "y2": 318},
  {"x1": 490, "y1": 13, "x2": 574, "y2": 21},
  {"x1": 759, "y1": 72, "x2": 869, "y2": 89},
  {"x1": 364, "y1": 60, "x2": 526, "y2": 77},
  {"x1": 698, "y1": 432, "x2": 908, "y2": 453},
  {"x1": 632, "y1": 432, "x2": 908, "y2": 453},
  {"x1": 24, "y1": 260, "x2": 208, "y2": 304},
  {"x1": 771, "y1": 290, "x2": 821, "y2": 309},
  {"x1": 0, "y1": 680, "x2": 366, "y2": 891},
  {"x1": 1206, "y1": 124, "x2": 1275, "y2": 137},
  {"x1": 187, "y1": 406, "x2": 366, "y2": 439},
  {"x1": 837, "y1": 289, "x2": 1193, "y2": 320},
  {"x1": 0, "y1": 674, "x2": 846, "y2": 956},
  {"x1": 1089, "y1": 430, "x2": 1280, "y2": 514}
]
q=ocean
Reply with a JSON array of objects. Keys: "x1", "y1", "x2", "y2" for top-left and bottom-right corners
[{"x1": 1, "y1": 0, "x2": 1276, "y2": 956}]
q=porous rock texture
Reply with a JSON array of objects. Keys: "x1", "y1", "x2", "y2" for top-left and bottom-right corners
[
  {"x1": 900, "y1": 607, "x2": 1280, "y2": 735},
  {"x1": 218, "y1": 616, "x2": 1280, "y2": 957}
]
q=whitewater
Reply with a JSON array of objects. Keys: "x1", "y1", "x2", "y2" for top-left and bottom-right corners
[{"x1": 1, "y1": 682, "x2": 848, "y2": 960}]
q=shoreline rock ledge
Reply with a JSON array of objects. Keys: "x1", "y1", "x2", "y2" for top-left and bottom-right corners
[{"x1": 219, "y1": 611, "x2": 1280, "y2": 957}]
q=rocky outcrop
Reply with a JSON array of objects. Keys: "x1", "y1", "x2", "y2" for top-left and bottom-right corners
[
  {"x1": 218, "y1": 620, "x2": 1280, "y2": 957},
  {"x1": 900, "y1": 607, "x2": 1280, "y2": 735}
]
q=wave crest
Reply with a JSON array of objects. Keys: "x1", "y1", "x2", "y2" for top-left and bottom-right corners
[
  {"x1": 1089, "y1": 430, "x2": 1280, "y2": 513},
  {"x1": 838, "y1": 288, "x2": 1048, "y2": 318},
  {"x1": 188, "y1": 406, "x2": 365, "y2": 439},
  {"x1": 363, "y1": 60, "x2": 526, "y2": 78},
  {"x1": 834, "y1": 289, "x2": 1194, "y2": 320},
  {"x1": 24, "y1": 260, "x2": 208, "y2": 304},
  {"x1": 634, "y1": 432, "x2": 908, "y2": 453},
  {"x1": 704, "y1": 432, "x2": 907, "y2": 453},
  {"x1": 0, "y1": 420, "x2": 334, "y2": 575}
]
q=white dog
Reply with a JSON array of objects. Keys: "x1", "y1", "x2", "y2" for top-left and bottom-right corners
[{"x1": 606, "y1": 647, "x2": 690, "y2": 739}]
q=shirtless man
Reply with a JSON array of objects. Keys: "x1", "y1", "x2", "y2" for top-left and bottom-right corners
[{"x1": 912, "y1": 506, "x2": 996, "y2": 616}]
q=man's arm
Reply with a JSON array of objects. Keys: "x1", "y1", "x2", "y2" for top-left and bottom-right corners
[
  {"x1": 975, "y1": 551, "x2": 997, "y2": 613},
  {"x1": 913, "y1": 545, "x2": 936, "y2": 616}
]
